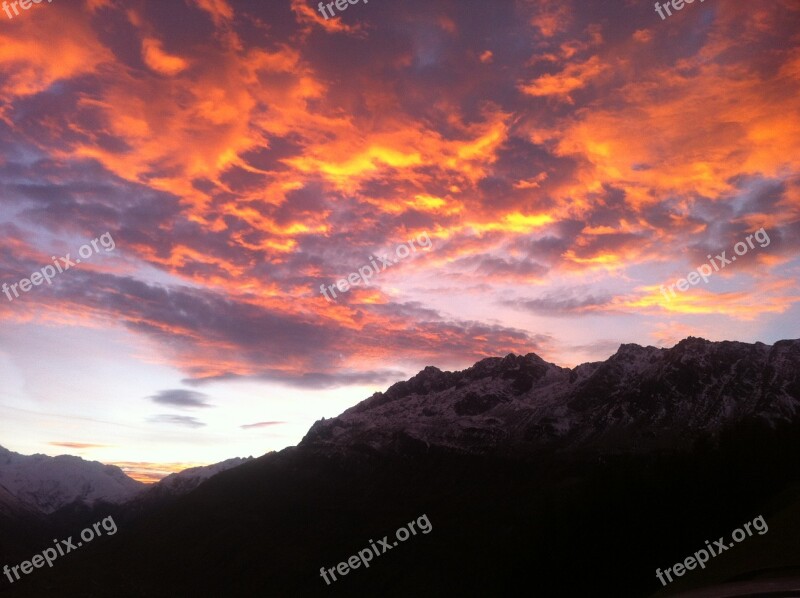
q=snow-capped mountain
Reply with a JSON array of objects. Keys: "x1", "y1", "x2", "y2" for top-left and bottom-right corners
[
  {"x1": 302, "y1": 337, "x2": 800, "y2": 455},
  {"x1": 140, "y1": 457, "x2": 253, "y2": 501},
  {"x1": 0, "y1": 446, "x2": 146, "y2": 514}
]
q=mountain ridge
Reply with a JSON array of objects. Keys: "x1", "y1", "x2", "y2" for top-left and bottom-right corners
[
  {"x1": 301, "y1": 337, "x2": 800, "y2": 456},
  {"x1": 0, "y1": 446, "x2": 254, "y2": 516},
  {"x1": 0, "y1": 445, "x2": 145, "y2": 514}
]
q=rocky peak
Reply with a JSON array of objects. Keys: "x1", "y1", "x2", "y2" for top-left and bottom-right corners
[{"x1": 301, "y1": 338, "x2": 800, "y2": 457}]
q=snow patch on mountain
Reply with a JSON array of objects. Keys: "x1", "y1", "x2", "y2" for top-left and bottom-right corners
[{"x1": 0, "y1": 446, "x2": 145, "y2": 514}]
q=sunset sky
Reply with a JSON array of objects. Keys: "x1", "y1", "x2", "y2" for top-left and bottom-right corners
[{"x1": 0, "y1": 0, "x2": 798, "y2": 482}]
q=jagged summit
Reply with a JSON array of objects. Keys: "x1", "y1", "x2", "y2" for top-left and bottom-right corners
[{"x1": 302, "y1": 337, "x2": 800, "y2": 456}]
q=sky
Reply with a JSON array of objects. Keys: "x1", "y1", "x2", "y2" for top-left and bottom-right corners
[{"x1": 0, "y1": 0, "x2": 798, "y2": 482}]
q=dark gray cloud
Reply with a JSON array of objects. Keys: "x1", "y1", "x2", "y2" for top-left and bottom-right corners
[
  {"x1": 148, "y1": 389, "x2": 213, "y2": 409},
  {"x1": 452, "y1": 255, "x2": 549, "y2": 280},
  {"x1": 147, "y1": 415, "x2": 206, "y2": 429},
  {"x1": 240, "y1": 421, "x2": 286, "y2": 430},
  {"x1": 185, "y1": 368, "x2": 407, "y2": 389},
  {"x1": 505, "y1": 290, "x2": 615, "y2": 316}
]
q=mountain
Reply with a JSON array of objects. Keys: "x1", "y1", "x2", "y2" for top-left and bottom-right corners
[
  {"x1": 0, "y1": 446, "x2": 145, "y2": 514},
  {"x1": 302, "y1": 337, "x2": 800, "y2": 455},
  {"x1": 5, "y1": 337, "x2": 800, "y2": 598},
  {"x1": 0, "y1": 482, "x2": 54, "y2": 571},
  {"x1": 136, "y1": 457, "x2": 253, "y2": 503},
  {"x1": 0, "y1": 451, "x2": 254, "y2": 579},
  {"x1": 0, "y1": 483, "x2": 38, "y2": 520}
]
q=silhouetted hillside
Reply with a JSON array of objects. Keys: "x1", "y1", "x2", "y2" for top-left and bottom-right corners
[{"x1": 4, "y1": 338, "x2": 800, "y2": 597}]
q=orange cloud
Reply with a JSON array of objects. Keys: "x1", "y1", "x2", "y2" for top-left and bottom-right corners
[
  {"x1": 290, "y1": 0, "x2": 362, "y2": 34},
  {"x1": 108, "y1": 461, "x2": 210, "y2": 484},
  {"x1": 0, "y1": 5, "x2": 112, "y2": 99},
  {"x1": 49, "y1": 442, "x2": 109, "y2": 450},
  {"x1": 627, "y1": 279, "x2": 800, "y2": 321},
  {"x1": 529, "y1": 0, "x2": 572, "y2": 38},
  {"x1": 192, "y1": 0, "x2": 234, "y2": 26},
  {"x1": 141, "y1": 38, "x2": 189, "y2": 75},
  {"x1": 520, "y1": 55, "x2": 608, "y2": 102}
]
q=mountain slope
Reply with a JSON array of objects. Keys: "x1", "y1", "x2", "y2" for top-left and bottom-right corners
[
  {"x1": 135, "y1": 457, "x2": 253, "y2": 503},
  {"x1": 0, "y1": 446, "x2": 145, "y2": 514},
  {"x1": 0, "y1": 483, "x2": 50, "y2": 566}
]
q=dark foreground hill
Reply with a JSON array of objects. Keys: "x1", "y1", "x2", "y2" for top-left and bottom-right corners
[{"x1": 4, "y1": 337, "x2": 800, "y2": 597}]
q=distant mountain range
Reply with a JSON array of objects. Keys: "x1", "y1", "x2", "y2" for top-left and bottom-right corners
[
  {"x1": 0, "y1": 446, "x2": 145, "y2": 514},
  {"x1": 2, "y1": 337, "x2": 800, "y2": 597},
  {"x1": 0, "y1": 446, "x2": 251, "y2": 515}
]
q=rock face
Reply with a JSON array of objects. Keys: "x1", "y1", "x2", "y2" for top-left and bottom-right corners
[
  {"x1": 0, "y1": 446, "x2": 146, "y2": 514},
  {"x1": 301, "y1": 337, "x2": 800, "y2": 455}
]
